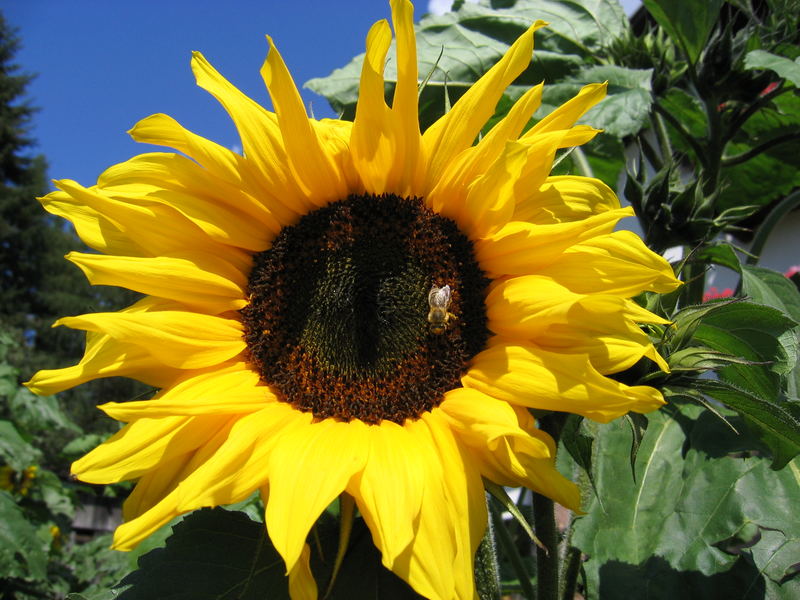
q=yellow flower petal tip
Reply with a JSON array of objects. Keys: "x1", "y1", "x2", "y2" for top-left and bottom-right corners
[{"x1": 32, "y1": 2, "x2": 677, "y2": 597}]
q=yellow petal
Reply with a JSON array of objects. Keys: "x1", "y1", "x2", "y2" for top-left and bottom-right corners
[
  {"x1": 288, "y1": 544, "x2": 317, "y2": 600},
  {"x1": 25, "y1": 297, "x2": 188, "y2": 395},
  {"x1": 39, "y1": 190, "x2": 146, "y2": 257},
  {"x1": 350, "y1": 19, "x2": 395, "y2": 193},
  {"x1": 24, "y1": 331, "x2": 180, "y2": 395},
  {"x1": 524, "y1": 82, "x2": 607, "y2": 137},
  {"x1": 72, "y1": 414, "x2": 225, "y2": 483},
  {"x1": 97, "y1": 152, "x2": 285, "y2": 233},
  {"x1": 475, "y1": 207, "x2": 632, "y2": 276},
  {"x1": 128, "y1": 114, "x2": 301, "y2": 223},
  {"x1": 54, "y1": 179, "x2": 242, "y2": 260},
  {"x1": 462, "y1": 341, "x2": 665, "y2": 422},
  {"x1": 261, "y1": 38, "x2": 348, "y2": 204},
  {"x1": 99, "y1": 365, "x2": 276, "y2": 420},
  {"x1": 175, "y1": 404, "x2": 309, "y2": 511},
  {"x1": 537, "y1": 318, "x2": 669, "y2": 374},
  {"x1": 421, "y1": 412, "x2": 486, "y2": 600},
  {"x1": 389, "y1": 0, "x2": 423, "y2": 195},
  {"x1": 422, "y1": 21, "x2": 546, "y2": 187},
  {"x1": 460, "y1": 141, "x2": 531, "y2": 239},
  {"x1": 535, "y1": 230, "x2": 682, "y2": 296},
  {"x1": 122, "y1": 412, "x2": 239, "y2": 522},
  {"x1": 266, "y1": 418, "x2": 368, "y2": 572},
  {"x1": 438, "y1": 387, "x2": 551, "y2": 459},
  {"x1": 190, "y1": 52, "x2": 314, "y2": 214},
  {"x1": 54, "y1": 311, "x2": 245, "y2": 370},
  {"x1": 426, "y1": 84, "x2": 543, "y2": 215},
  {"x1": 514, "y1": 175, "x2": 620, "y2": 224},
  {"x1": 67, "y1": 251, "x2": 247, "y2": 314},
  {"x1": 387, "y1": 417, "x2": 456, "y2": 599},
  {"x1": 349, "y1": 420, "x2": 425, "y2": 565}
]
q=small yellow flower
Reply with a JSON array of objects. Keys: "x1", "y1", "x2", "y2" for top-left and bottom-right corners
[{"x1": 26, "y1": 1, "x2": 679, "y2": 597}]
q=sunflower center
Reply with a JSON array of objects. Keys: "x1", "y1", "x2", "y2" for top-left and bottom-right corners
[{"x1": 241, "y1": 194, "x2": 489, "y2": 424}]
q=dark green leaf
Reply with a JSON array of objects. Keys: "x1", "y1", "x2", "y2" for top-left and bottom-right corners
[
  {"x1": 695, "y1": 379, "x2": 800, "y2": 469},
  {"x1": 115, "y1": 508, "x2": 291, "y2": 600},
  {"x1": 666, "y1": 298, "x2": 741, "y2": 352},
  {"x1": 745, "y1": 50, "x2": 800, "y2": 87},
  {"x1": 0, "y1": 491, "x2": 48, "y2": 581},
  {"x1": 641, "y1": 0, "x2": 724, "y2": 63},
  {"x1": 624, "y1": 413, "x2": 648, "y2": 481},
  {"x1": 696, "y1": 242, "x2": 742, "y2": 274},
  {"x1": 572, "y1": 405, "x2": 800, "y2": 598},
  {"x1": 667, "y1": 346, "x2": 762, "y2": 372},
  {"x1": 0, "y1": 419, "x2": 41, "y2": 471},
  {"x1": 561, "y1": 414, "x2": 599, "y2": 494},
  {"x1": 114, "y1": 508, "x2": 422, "y2": 600},
  {"x1": 692, "y1": 301, "x2": 797, "y2": 399},
  {"x1": 9, "y1": 388, "x2": 81, "y2": 435}
]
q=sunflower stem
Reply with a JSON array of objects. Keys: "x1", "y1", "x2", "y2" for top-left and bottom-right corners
[
  {"x1": 560, "y1": 546, "x2": 583, "y2": 600},
  {"x1": 475, "y1": 505, "x2": 502, "y2": 600},
  {"x1": 532, "y1": 492, "x2": 559, "y2": 600},
  {"x1": 532, "y1": 414, "x2": 565, "y2": 600},
  {"x1": 490, "y1": 501, "x2": 536, "y2": 599}
]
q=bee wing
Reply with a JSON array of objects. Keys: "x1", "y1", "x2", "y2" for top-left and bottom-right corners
[{"x1": 428, "y1": 284, "x2": 451, "y2": 308}]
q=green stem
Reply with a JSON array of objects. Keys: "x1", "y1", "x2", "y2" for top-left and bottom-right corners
[
  {"x1": 532, "y1": 414, "x2": 566, "y2": 600},
  {"x1": 491, "y1": 503, "x2": 536, "y2": 599},
  {"x1": 653, "y1": 102, "x2": 707, "y2": 168},
  {"x1": 681, "y1": 256, "x2": 707, "y2": 306},
  {"x1": 532, "y1": 492, "x2": 559, "y2": 600},
  {"x1": 475, "y1": 510, "x2": 502, "y2": 600},
  {"x1": 722, "y1": 133, "x2": 800, "y2": 167},
  {"x1": 571, "y1": 147, "x2": 594, "y2": 178},
  {"x1": 560, "y1": 547, "x2": 583, "y2": 600}
]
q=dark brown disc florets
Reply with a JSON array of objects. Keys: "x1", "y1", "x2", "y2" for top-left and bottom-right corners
[{"x1": 240, "y1": 194, "x2": 489, "y2": 424}]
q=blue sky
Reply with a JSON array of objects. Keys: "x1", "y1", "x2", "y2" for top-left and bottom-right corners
[{"x1": 6, "y1": 0, "x2": 640, "y2": 188}]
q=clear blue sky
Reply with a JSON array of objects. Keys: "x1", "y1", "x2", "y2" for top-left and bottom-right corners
[{"x1": 5, "y1": 0, "x2": 640, "y2": 189}]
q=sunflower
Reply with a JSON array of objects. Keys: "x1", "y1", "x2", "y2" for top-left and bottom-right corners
[{"x1": 27, "y1": 1, "x2": 680, "y2": 598}]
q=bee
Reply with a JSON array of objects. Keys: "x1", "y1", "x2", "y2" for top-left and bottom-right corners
[{"x1": 427, "y1": 284, "x2": 456, "y2": 334}]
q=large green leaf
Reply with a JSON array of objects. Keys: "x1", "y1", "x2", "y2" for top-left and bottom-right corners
[
  {"x1": 572, "y1": 405, "x2": 800, "y2": 598},
  {"x1": 641, "y1": 0, "x2": 724, "y2": 64},
  {"x1": 112, "y1": 508, "x2": 422, "y2": 599},
  {"x1": 745, "y1": 50, "x2": 800, "y2": 87},
  {"x1": 0, "y1": 419, "x2": 41, "y2": 471},
  {"x1": 0, "y1": 491, "x2": 48, "y2": 581}
]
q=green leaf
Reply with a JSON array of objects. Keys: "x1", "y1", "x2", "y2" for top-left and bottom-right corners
[
  {"x1": 742, "y1": 265, "x2": 800, "y2": 322},
  {"x1": 0, "y1": 419, "x2": 41, "y2": 471},
  {"x1": 572, "y1": 405, "x2": 800, "y2": 597},
  {"x1": 695, "y1": 379, "x2": 800, "y2": 469},
  {"x1": 114, "y1": 508, "x2": 291, "y2": 599},
  {"x1": 693, "y1": 301, "x2": 797, "y2": 398},
  {"x1": 666, "y1": 298, "x2": 741, "y2": 352},
  {"x1": 624, "y1": 412, "x2": 648, "y2": 481},
  {"x1": 697, "y1": 242, "x2": 742, "y2": 274},
  {"x1": 642, "y1": 0, "x2": 724, "y2": 64},
  {"x1": 745, "y1": 50, "x2": 800, "y2": 87},
  {"x1": 9, "y1": 388, "x2": 81, "y2": 435},
  {"x1": 0, "y1": 491, "x2": 48, "y2": 581},
  {"x1": 114, "y1": 508, "x2": 422, "y2": 599},
  {"x1": 561, "y1": 414, "x2": 599, "y2": 495}
]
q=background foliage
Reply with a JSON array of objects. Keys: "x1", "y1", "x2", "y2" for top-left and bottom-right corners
[{"x1": 1, "y1": 0, "x2": 798, "y2": 598}]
